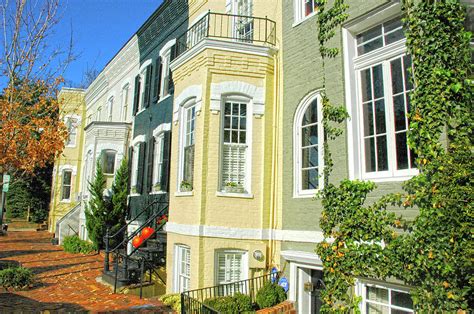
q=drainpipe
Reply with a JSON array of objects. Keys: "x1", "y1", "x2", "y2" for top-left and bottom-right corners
[{"x1": 268, "y1": 47, "x2": 281, "y2": 270}]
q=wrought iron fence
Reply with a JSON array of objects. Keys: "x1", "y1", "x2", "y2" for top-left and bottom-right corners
[
  {"x1": 180, "y1": 271, "x2": 281, "y2": 314},
  {"x1": 175, "y1": 11, "x2": 276, "y2": 59}
]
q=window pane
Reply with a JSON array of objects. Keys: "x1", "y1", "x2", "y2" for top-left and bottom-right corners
[
  {"x1": 365, "y1": 138, "x2": 376, "y2": 172},
  {"x1": 63, "y1": 171, "x2": 72, "y2": 185},
  {"x1": 232, "y1": 117, "x2": 239, "y2": 129},
  {"x1": 358, "y1": 38, "x2": 383, "y2": 55},
  {"x1": 103, "y1": 151, "x2": 116, "y2": 174},
  {"x1": 367, "y1": 286, "x2": 388, "y2": 303},
  {"x1": 393, "y1": 94, "x2": 406, "y2": 131},
  {"x1": 361, "y1": 69, "x2": 372, "y2": 102},
  {"x1": 396, "y1": 132, "x2": 409, "y2": 170},
  {"x1": 366, "y1": 303, "x2": 389, "y2": 314},
  {"x1": 363, "y1": 102, "x2": 374, "y2": 136},
  {"x1": 391, "y1": 290, "x2": 413, "y2": 309},
  {"x1": 373, "y1": 65, "x2": 384, "y2": 99},
  {"x1": 224, "y1": 103, "x2": 231, "y2": 115},
  {"x1": 224, "y1": 116, "x2": 230, "y2": 128},
  {"x1": 183, "y1": 145, "x2": 194, "y2": 184},
  {"x1": 357, "y1": 25, "x2": 382, "y2": 45},
  {"x1": 224, "y1": 130, "x2": 230, "y2": 142},
  {"x1": 375, "y1": 99, "x2": 386, "y2": 134},
  {"x1": 239, "y1": 131, "x2": 246, "y2": 143},
  {"x1": 303, "y1": 99, "x2": 318, "y2": 126},
  {"x1": 240, "y1": 117, "x2": 247, "y2": 130},
  {"x1": 391, "y1": 58, "x2": 404, "y2": 94},
  {"x1": 377, "y1": 135, "x2": 388, "y2": 171},
  {"x1": 62, "y1": 186, "x2": 71, "y2": 200},
  {"x1": 232, "y1": 131, "x2": 238, "y2": 143},
  {"x1": 302, "y1": 146, "x2": 318, "y2": 168},
  {"x1": 240, "y1": 104, "x2": 247, "y2": 116},
  {"x1": 302, "y1": 168, "x2": 319, "y2": 190},
  {"x1": 385, "y1": 28, "x2": 404, "y2": 45},
  {"x1": 302, "y1": 125, "x2": 318, "y2": 146},
  {"x1": 384, "y1": 18, "x2": 402, "y2": 32},
  {"x1": 403, "y1": 55, "x2": 413, "y2": 90},
  {"x1": 232, "y1": 103, "x2": 239, "y2": 115}
]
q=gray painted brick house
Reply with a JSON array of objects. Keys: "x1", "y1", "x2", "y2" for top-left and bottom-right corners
[{"x1": 280, "y1": 1, "x2": 419, "y2": 312}]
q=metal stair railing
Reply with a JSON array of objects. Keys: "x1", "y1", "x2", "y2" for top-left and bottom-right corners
[{"x1": 103, "y1": 195, "x2": 167, "y2": 272}]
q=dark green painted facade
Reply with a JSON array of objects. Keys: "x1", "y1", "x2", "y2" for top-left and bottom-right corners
[{"x1": 129, "y1": 0, "x2": 189, "y2": 214}]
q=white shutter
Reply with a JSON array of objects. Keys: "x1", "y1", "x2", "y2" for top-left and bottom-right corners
[{"x1": 222, "y1": 144, "x2": 246, "y2": 185}]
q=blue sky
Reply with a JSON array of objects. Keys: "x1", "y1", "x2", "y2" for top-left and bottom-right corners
[{"x1": 55, "y1": 0, "x2": 163, "y2": 87}]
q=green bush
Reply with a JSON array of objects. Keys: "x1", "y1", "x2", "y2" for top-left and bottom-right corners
[
  {"x1": 62, "y1": 235, "x2": 96, "y2": 254},
  {"x1": 0, "y1": 267, "x2": 34, "y2": 289},
  {"x1": 159, "y1": 293, "x2": 181, "y2": 312},
  {"x1": 255, "y1": 282, "x2": 286, "y2": 309},
  {"x1": 203, "y1": 293, "x2": 253, "y2": 313}
]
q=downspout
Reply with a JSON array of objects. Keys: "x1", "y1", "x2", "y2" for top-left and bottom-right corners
[{"x1": 268, "y1": 48, "x2": 280, "y2": 269}]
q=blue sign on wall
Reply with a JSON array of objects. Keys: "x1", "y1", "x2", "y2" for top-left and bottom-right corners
[
  {"x1": 278, "y1": 277, "x2": 289, "y2": 292},
  {"x1": 271, "y1": 267, "x2": 278, "y2": 283}
]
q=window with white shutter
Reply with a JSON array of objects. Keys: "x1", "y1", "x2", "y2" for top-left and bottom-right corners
[
  {"x1": 174, "y1": 245, "x2": 190, "y2": 293},
  {"x1": 221, "y1": 101, "x2": 248, "y2": 193},
  {"x1": 215, "y1": 250, "x2": 247, "y2": 294}
]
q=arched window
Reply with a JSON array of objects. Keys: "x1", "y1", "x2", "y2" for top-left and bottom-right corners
[{"x1": 294, "y1": 92, "x2": 323, "y2": 197}]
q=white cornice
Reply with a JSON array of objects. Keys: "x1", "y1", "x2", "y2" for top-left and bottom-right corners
[
  {"x1": 280, "y1": 250, "x2": 322, "y2": 265},
  {"x1": 170, "y1": 38, "x2": 278, "y2": 72},
  {"x1": 166, "y1": 222, "x2": 325, "y2": 243}
]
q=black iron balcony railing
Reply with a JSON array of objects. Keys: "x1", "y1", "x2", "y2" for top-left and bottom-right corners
[
  {"x1": 180, "y1": 271, "x2": 281, "y2": 314},
  {"x1": 174, "y1": 11, "x2": 276, "y2": 59}
]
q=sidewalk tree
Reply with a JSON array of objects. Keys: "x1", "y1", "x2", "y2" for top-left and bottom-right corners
[
  {"x1": 0, "y1": 0, "x2": 75, "y2": 182},
  {"x1": 85, "y1": 158, "x2": 129, "y2": 250}
]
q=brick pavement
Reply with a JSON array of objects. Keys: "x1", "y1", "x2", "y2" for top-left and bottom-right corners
[{"x1": 0, "y1": 231, "x2": 171, "y2": 313}]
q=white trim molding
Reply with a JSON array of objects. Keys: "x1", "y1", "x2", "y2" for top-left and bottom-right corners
[
  {"x1": 170, "y1": 38, "x2": 278, "y2": 72},
  {"x1": 173, "y1": 85, "x2": 203, "y2": 122},
  {"x1": 210, "y1": 81, "x2": 265, "y2": 116},
  {"x1": 58, "y1": 164, "x2": 77, "y2": 176},
  {"x1": 281, "y1": 250, "x2": 322, "y2": 265},
  {"x1": 131, "y1": 134, "x2": 146, "y2": 146},
  {"x1": 152, "y1": 123, "x2": 171, "y2": 138},
  {"x1": 160, "y1": 38, "x2": 177, "y2": 57},
  {"x1": 166, "y1": 222, "x2": 326, "y2": 243},
  {"x1": 139, "y1": 58, "x2": 153, "y2": 72}
]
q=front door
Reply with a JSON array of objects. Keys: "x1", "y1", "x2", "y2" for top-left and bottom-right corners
[{"x1": 297, "y1": 267, "x2": 324, "y2": 314}]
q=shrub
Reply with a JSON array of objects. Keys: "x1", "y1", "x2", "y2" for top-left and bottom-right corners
[
  {"x1": 0, "y1": 267, "x2": 34, "y2": 289},
  {"x1": 159, "y1": 293, "x2": 181, "y2": 312},
  {"x1": 203, "y1": 293, "x2": 253, "y2": 313},
  {"x1": 63, "y1": 235, "x2": 96, "y2": 254},
  {"x1": 255, "y1": 282, "x2": 286, "y2": 309}
]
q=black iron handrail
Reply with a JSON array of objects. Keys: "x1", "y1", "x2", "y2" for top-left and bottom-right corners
[
  {"x1": 181, "y1": 271, "x2": 281, "y2": 313},
  {"x1": 174, "y1": 11, "x2": 276, "y2": 59}
]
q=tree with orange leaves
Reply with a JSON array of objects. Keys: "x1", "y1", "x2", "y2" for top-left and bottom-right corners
[{"x1": 0, "y1": 0, "x2": 75, "y2": 183}]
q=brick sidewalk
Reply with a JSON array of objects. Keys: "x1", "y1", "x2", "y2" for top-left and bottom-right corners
[{"x1": 0, "y1": 231, "x2": 171, "y2": 313}]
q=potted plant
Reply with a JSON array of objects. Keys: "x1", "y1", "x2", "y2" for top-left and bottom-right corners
[
  {"x1": 180, "y1": 180, "x2": 193, "y2": 192},
  {"x1": 224, "y1": 181, "x2": 245, "y2": 194}
]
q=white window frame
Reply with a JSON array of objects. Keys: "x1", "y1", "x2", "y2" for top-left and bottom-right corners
[
  {"x1": 215, "y1": 250, "x2": 248, "y2": 289},
  {"x1": 159, "y1": 39, "x2": 176, "y2": 100},
  {"x1": 120, "y1": 83, "x2": 130, "y2": 121},
  {"x1": 219, "y1": 95, "x2": 252, "y2": 194},
  {"x1": 356, "y1": 280, "x2": 413, "y2": 313},
  {"x1": 96, "y1": 106, "x2": 102, "y2": 121},
  {"x1": 130, "y1": 135, "x2": 145, "y2": 193},
  {"x1": 174, "y1": 244, "x2": 191, "y2": 293},
  {"x1": 152, "y1": 133, "x2": 165, "y2": 191},
  {"x1": 61, "y1": 169, "x2": 73, "y2": 202},
  {"x1": 106, "y1": 96, "x2": 114, "y2": 122},
  {"x1": 293, "y1": 92, "x2": 324, "y2": 198},
  {"x1": 101, "y1": 149, "x2": 117, "y2": 175},
  {"x1": 343, "y1": 4, "x2": 418, "y2": 182},
  {"x1": 64, "y1": 115, "x2": 80, "y2": 147},
  {"x1": 293, "y1": 0, "x2": 319, "y2": 26},
  {"x1": 177, "y1": 99, "x2": 196, "y2": 193}
]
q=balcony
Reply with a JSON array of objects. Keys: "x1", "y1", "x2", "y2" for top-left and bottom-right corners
[{"x1": 174, "y1": 11, "x2": 276, "y2": 60}]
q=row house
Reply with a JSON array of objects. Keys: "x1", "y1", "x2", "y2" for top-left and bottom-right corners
[
  {"x1": 49, "y1": 88, "x2": 86, "y2": 241},
  {"x1": 78, "y1": 35, "x2": 139, "y2": 240}
]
